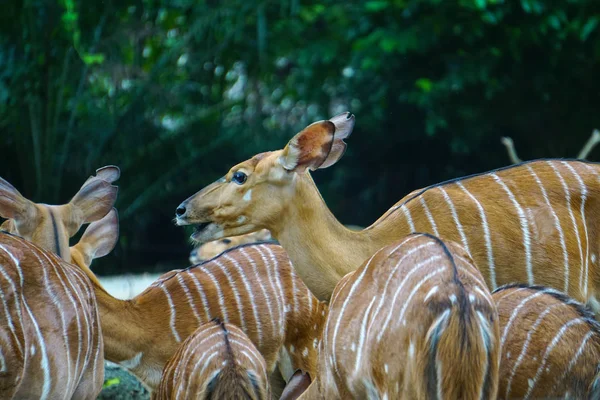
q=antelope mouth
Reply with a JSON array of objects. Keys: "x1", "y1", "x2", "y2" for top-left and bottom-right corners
[{"x1": 190, "y1": 221, "x2": 221, "y2": 243}]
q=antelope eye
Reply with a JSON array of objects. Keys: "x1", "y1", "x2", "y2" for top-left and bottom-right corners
[
  {"x1": 222, "y1": 239, "x2": 232, "y2": 244},
  {"x1": 232, "y1": 171, "x2": 247, "y2": 185}
]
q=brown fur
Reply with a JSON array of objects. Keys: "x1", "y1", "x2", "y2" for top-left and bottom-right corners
[
  {"x1": 301, "y1": 234, "x2": 499, "y2": 400},
  {"x1": 176, "y1": 113, "x2": 600, "y2": 307},
  {"x1": 69, "y1": 212, "x2": 328, "y2": 393},
  {"x1": 493, "y1": 284, "x2": 600, "y2": 399},
  {"x1": 154, "y1": 320, "x2": 270, "y2": 400},
  {"x1": 0, "y1": 166, "x2": 119, "y2": 262},
  {"x1": 0, "y1": 232, "x2": 104, "y2": 399}
]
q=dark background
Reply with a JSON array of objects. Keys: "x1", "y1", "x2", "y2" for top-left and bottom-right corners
[{"x1": 1, "y1": 0, "x2": 599, "y2": 275}]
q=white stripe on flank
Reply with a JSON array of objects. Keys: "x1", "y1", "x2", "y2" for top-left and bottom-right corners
[
  {"x1": 0, "y1": 246, "x2": 24, "y2": 354},
  {"x1": 22, "y1": 298, "x2": 51, "y2": 399},
  {"x1": 438, "y1": 186, "x2": 471, "y2": 256},
  {"x1": 368, "y1": 241, "x2": 436, "y2": 334},
  {"x1": 399, "y1": 267, "x2": 446, "y2": 326},
  {"x1": 176, "y1": 274, "x2": 202, "y2": 325},
  {"x1": 476, "y1": 311, "x2": 491, "y2": 400},
  {"x1": 473, "y1": 286, "x2": 494, "y2": 308},
  {"x1": 262, "y1": 245, "x2": 287, "y2": 337},
  {"x1": 424, "y1": 286, "x2": 439, "y2": 302},
  {"x1": 551, "y1": 330, "x2": 595, "y2": 394},
  {"x1": 354, "y1": 296, "x2": 377, "y2": 373},
  {"x1": 0, "y1": 273, "x2": 22, "y2": 355},
  {"x1": 500, "y1": 290, "x2": 548, "y2": 346},
  {"x1": 224, "y1": 253, "x2": 263, "y2": 347},
  {"x1": 331, "y1": 253, "x2": 378, "y2": 376},
  {"x1": 402, "y1": 206, "x2": 416, "y2": 232},
  {"x1": 0, "y1": 347, "x2": 5, "y2": 372},
  {"x1": 526, "y1": 165, "x2": 569, "y2": 292},
  {"x1": 42, "y1": 254, "x2": 81, "y2": 394},
  {"x1": 160, "y1": 285, "x2": 181, "y2": 342},
  {"x1": 504, "y1": 302, "x2": 563, "y2": 398},
  {"x1": 255, "y1": 246, "x2": 284, "y2": 337},
  {"x1": 213, "y1": 259, "x2": 246, "y2": 333},
  {"x1": 524, "y1": 318, "x2": 585, "y2": 399},
  {"x1": 548, "y1": 161, "x2": 583, "y2": 294},
  {"x1": 199, "y1": 266, "x2": 230, "y2": 323},
  {"x1": 377, "y1": 255, "x2": 443, "y2": 342},
  {"x1": 563, "y1": 162, "x2": 589, "y2": 297},
  {"x1": 240, "y1": 248, "x2": 276, "y2": 338},
  {"x1": 420, "y1": 197, "x2": 440, "y2": 236},
  {"x1": 187, "y1": 271, "x2": 212, "y2": 321},
  {"x1": 289, "y1": 266, "x2": 299, "y2": 315},
  {"x1": 491, "y1": 172, "x2": 533, "y2": 284}
]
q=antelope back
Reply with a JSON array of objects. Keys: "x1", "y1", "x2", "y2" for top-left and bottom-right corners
[
  {"x1": 140, "y1": 242, "x2": 327, "y2": 383},
  {"x1": 154, "y1": 320, "x2": 270, "y2": 400},
  {"x1": 0, "y1": 232, "x2": 103, "y2": 399},
  {"x1": 190, "y1": 229, "x2": 273, "y2": 264},
  {"x1": 0, "y1": 166, "x2": 119, "y2": 262},
  {"x1": 313, "y1": 233, "x2": 499, "y2": 400},
  {"x1": 494, "y1": 284, "x2": 600, "y2": 399},
  {"x1": 379, "y1": 159, "x2": 600, "y2": 307}
]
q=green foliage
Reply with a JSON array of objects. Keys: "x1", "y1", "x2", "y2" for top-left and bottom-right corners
[
  {"x1": 0, "y1": 0, "x2": 599, "y2": 273},
  {"x1": 103, "y1": 377, "x2": 121, "y2": 388}
]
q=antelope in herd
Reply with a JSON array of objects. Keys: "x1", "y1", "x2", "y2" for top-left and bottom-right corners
[
  {"x1": 175, "y1": 112, "x2": 600, "y2": 309},
  {"x1": 494, "y1": 283, "x2": 600, "y2": 399},
  {"x1": 154, "y1": 319, "x2": 271, "y2": 400},
  {"x1": 69, "y1": 209, "x2": 328, "y2": 394},
  {"x1": 190, "y1": 228, "x2": 273, "y2": 264},
  {"x1": 0, "y1": 231, "x2": 104, "y2": 399},
  {"x1": 293, "y1": 233, "x2": 499, "y2": 399},
  {"x1": 0, "y1": 166, "x2": 119, "y2": 262}
]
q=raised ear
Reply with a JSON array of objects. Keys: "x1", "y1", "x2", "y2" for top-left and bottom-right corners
[
  {"x1": 71, "y1": 208, "x2": 119, "y2": 267},
  {"x1": 82, "y1": 165, "x2": 121, "y2": 186},
  {"x1": 279, "y1": 369, "x2": 312, "y2": 400},
  {"x1": 279, "y1": 120, "x2": 336, "y2": 173},
  {"x1": 279, "y1": 112, "x2": 354, "y2": 173},
  {"x1": 0, "y1": 176, "x2": 35, "y2": 220},
  {"x1": 319, "y1": 112, "x2": 355, "y2": 169},
  {"x1": 0, "y1": 219, "x2": 15, "y2": 233},
  {"x1": 70, "y1": 177, "x2": 118, "y2": 223}
]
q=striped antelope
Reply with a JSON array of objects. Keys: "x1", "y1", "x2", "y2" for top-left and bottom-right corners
[
  {"x1": 0, "y1": 231, "x2": 104, "y2": 399},
  {"x1": 494, "y1": 283, "x2": 600, "y2": 399},
  {"x1": 69, "y1": 209, "x2": 328, "y2": 393},
  {"x1": 190, "y1": 229, "x2": 273, "y2": 264},
  {"x1": 0, "y1": 166, "x2": 119, "y2": 262},
  {"x1": 175, "y1": 113, "x2": 600, "y2": 307},
  {"x1": 154, "y1": 319, "x2": 271, "y2": 400},
  {"x1": 297, "y1": 233, "x2": 499, "y2": 399}
]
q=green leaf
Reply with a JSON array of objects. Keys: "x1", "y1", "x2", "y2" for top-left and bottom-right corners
[
  {"x1": 102, "y1": 378, "x2": 120, "y2": 389},
  {"x1": 581, "y1": 17, "x2": 599, "y2": 41},
  {"x1": 365, "y1": 1, "x2": 389, "y2": 12},
  {"x1": 474, "y1": 0, "x2": 487, "y2": 10},
  {"x1": 82, "y1": 53, "x2": 105, "y2": 65},
  {"x1": 415, "y1": 78, "x2": 433, "y2": 93}
]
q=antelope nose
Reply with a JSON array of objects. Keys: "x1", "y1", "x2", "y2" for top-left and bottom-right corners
[{"x1": 176, "y1": 205, "x2": 187, "y2": 217}]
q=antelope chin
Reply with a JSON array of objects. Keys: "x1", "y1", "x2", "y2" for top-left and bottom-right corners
[{"x1": 190, "y1": 222, "x2": 223, "y2": 244}]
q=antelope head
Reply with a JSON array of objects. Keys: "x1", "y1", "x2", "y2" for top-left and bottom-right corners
[
  {"x1": 0, "y1": 166, "x2": 120, "y2": 261},
  {"x1": 175, "y1": 112, "x2": 354, "y2": 243}
]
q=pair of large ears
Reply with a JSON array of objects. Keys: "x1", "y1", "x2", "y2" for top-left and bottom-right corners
[
  {"x1": 0, "y1": 165, "x2": 120, "y2": 227},
  {"x1": 69, "y1": 165, "x2": 120, "y2": 224},
  {"x1": 70, "y1": 207, "x2": 119, "y2": 268},
  {"x1": 279, "y1": 112, "x2": 355, "y2": 173}
]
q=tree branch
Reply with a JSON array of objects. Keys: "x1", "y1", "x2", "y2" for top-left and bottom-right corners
[
  {"x1": 577, "y1": 129, "x2": 600, "y2": 160},
  {"x1": 500, "y1": 136, "x2": 522, "y2": 164}
]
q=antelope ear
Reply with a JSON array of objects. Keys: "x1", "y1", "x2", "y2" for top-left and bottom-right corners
[
  {"x1": 70, "y1": 176, "x2": 118, "y2": 224},
  {"x1": 0, "y1": 177, "x2": 36, "y2": 221},
  {"x1": 71, "y1": 208, "x2": 119, "y2": 267},
  {"x1": 82, "y1": 165, "x2": 121, "y2": 186},
  {"x1": 280, "y1": 369, "x2": 312, "y2": 400},
  {"x1": 0, "y1": 219, "x2": 15, "y2": 233},
  {"x1": 279, "y1": 113, "x2": 354, "y2": 172},
  {"x1": 319, "y1": 112, "x2": 355, "y2": 169},
  {"x1": 279, "y1": 120, "x2": 336, "y2": 173}
]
